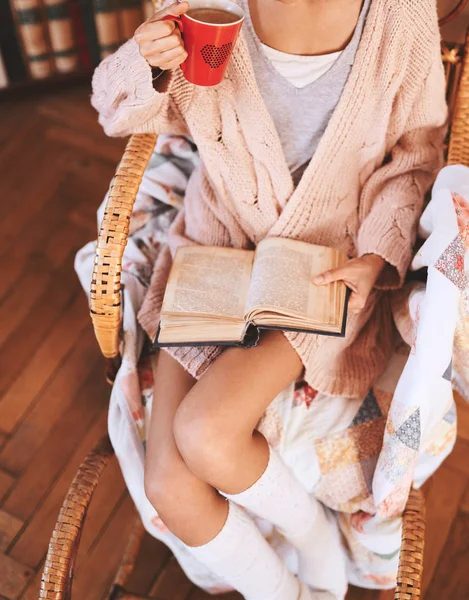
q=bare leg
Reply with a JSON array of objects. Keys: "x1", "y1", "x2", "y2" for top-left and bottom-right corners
[
  {"x1": 174, "y1": 329, "x2": 303, "y2": 494},
  {"x1": 144, "y1": 350, "x2": 228, "y2": 546},
  {"x1": 145, "y1": 330, "x2": 302, "y2": 544}
]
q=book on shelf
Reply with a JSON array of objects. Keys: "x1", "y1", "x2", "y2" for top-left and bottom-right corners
[
  {"x1": 0, "y1": 0, "x2": 28, "y2": 83},
  {"x1": 92, "y1": 0, "x2": 123, "y2": 58},
  {"x1": 0, "y1": 49, "x2": 8, "y2": 88},
  {"x1": 118, "y1": 0, "x2": 142, "y2": 40},
  {"x1": 9, "y1": 0, "x2": 53, "y2": 79},
  {"x1": 75, "y1": 0, "x2": 101, "y2": 67},
  {"x1": 43, "y1": 0, "x2": 79, "y2": 73},
  {"x1": 155, "y1": 238, "x2": 349, "y2": 348},
  {"x1": 142, "y1": 0, "x2": 154, "y2": 20},
  {"x1": 68, "y1": 0, "x2": 93, "y2": 68}
]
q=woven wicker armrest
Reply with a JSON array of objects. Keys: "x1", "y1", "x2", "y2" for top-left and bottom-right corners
[
  {"x1": 90, "y1": 134, "x2": 157, "y2": 358},
  {"x1": 394, "y1": 488, "x2": 426, "y2": 600},
  {"x1": 448, "y1": 29, "x2": 469, "y2": 167},
  {"x1": 39, "y1": 436, "x2": 115, "y2": 599}
]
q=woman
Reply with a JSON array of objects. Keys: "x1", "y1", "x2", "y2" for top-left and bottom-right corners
[{"x1": 91, "y1": 0, "x2": 447, "y2": 597}]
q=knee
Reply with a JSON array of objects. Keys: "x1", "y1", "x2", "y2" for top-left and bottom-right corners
[
  {"x1": 174, "y1": 390, "x2": 239, "y2": 481},
  {"x1": 144, "y1": 454, "x2": 184, "y2": 515}
]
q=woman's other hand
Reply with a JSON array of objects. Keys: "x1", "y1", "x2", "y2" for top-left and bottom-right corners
[
  {"x1": 135, "y1": 2, "x2": 189, "y2": 70},
  {"x1": 313, "y1": 254, "x2": 386, "y2": 314}
]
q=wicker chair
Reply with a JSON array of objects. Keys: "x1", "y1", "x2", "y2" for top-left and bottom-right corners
[{"x1": 39, "y1": 5, "x2": 469, "y2": 600}]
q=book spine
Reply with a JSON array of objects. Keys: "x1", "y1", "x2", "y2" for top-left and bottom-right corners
[
  {"x1": 0, "y1": 0, "x2": 28, "y2": 83},
  {"x1": 118, "y1": 0, "x2": 142, "y2": 41},
  {"x1": 68, "y1": 0, "x2": 92, "y2": 69},
  {"x1": 0, "y1": 49, "x2": 8, "y2": 88},
  {"x1": 141, "y1": 0, "x2": 153, "y2": 20},
  {"x1": 92, "y1": 0, "x2": 122, "y2": 59},
  {"x1": 79, "y1": 0, "x2": 100, "y2": 66},
  {"x1": 9, "y1": 0, "x2": 54, "y2": 79},
  {"x1": 43, "y1": 0, "x2": 79, "y2": 73}
]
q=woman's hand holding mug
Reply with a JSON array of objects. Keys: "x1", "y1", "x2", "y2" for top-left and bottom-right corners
[
  {"x1": 135, "y1": 2, "x2": 189, "y2": 71},
  {"x1": 135, "y1": 0, "x2": 245, "y2": 87}
]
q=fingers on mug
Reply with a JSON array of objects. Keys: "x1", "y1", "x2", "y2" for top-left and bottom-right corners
[
  {"x1": 161, "y1": 14, "x2": 187, "y2": 74},
  {"x1": 160, "y1": 8, "x2": 244, "y2": 87}
]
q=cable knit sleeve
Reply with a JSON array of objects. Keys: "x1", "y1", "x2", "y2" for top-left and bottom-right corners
[
  {"x1": 91, "y1": 38, "x2": 192, "y2": 137},
  {"x1": 356, "y1": 39, "x2": 447, "y2": 289}
]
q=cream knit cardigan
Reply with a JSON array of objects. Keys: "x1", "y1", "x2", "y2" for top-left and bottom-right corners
[{"x1": 91, "y1": 0, "x2": 447, "y2": 398}]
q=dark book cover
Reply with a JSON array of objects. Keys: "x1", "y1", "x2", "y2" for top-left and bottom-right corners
[
  {"x1": 68, "y1": 0, "x2": 92, "y2": 68},
  {"x1": 78, "y1": 0, "x2": 100, "y2": 65},
  {"x1": 153, "y1": 322, "x2": 262, "y2": 350},
  {"x1": 0, "y1": 0, "x2": 28, "y2": 82}
]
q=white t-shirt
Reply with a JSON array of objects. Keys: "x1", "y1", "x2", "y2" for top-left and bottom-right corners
[{"x1": 260, "y1": 44, "x2": 343, "y2": 89}]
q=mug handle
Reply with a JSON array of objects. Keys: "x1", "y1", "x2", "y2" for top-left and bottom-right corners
[
  {"x1": 160, "y1": 14, "x2": 185, "y2": 32},
  {"x1": 160, "y1": 15, "x2": 186, "y2": 71}
]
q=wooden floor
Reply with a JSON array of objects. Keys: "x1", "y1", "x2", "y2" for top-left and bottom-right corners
[{"x1": 0, "y1": 84, "x2": 468, "y2": 600}]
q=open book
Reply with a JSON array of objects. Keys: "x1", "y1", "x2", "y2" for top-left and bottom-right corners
[{"x1": 155, "y1": 238, "x2": 349, "y2": 347}]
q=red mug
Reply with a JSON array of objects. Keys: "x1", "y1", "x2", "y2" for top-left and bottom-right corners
[{"x1": 162, "y1": 0, "x2": 245, "y2": 87}]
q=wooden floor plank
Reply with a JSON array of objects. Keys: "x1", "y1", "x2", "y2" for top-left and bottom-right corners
[
  {"x1": 456, "y1": 399, "x2": 469, "y2": 443},
  {"x1": 442, "y1": 436, "x2": 469, "y2": 477},
  {"x1": 424, "y1": 512, "x2": 469, "y2": 599},
  {"x1": 0, "y1": 257, "x2": 81, "y2": 404},
  {"x1": 62, "y1": 161, "x2": 117, "y2": 232},
  {"x1": 0, "y1": 119, "x2": 46, "y2": 200},
  {"x1": 460, "y1": 481, "x2": 469, "y2": 514},
  {"x1": 2, "y1": 204, "x2": 89, "y2": 294},
  {"x1": 17, "y1": 569, "x2": 41, "y2": 600},
  {"x1": 118, "y1": 533, "x2": 170, "y2": 596},
  {"x1": 73, "y1": 457, "x2": 128, "y2": 572},
  {"x1": 0, "y1": 143, "x2": 71, "y2": 256},
  {"x1": 0, "y1": 267, "x2": 52, "y2": 352},
  {"x1": 0, "y1": 186, "x2": 86, "y2": 295},
  {"x1": 7, "y1": 412, "x2": 111, "y2": 569},
  {"x1": 71, "y1": 494, "x2": 136, "y2": 600},
  {"x1": 35, "y1": 86, "x2": 118, "y2": 139},
  {"x1": 0, "y1": 553, "x2": 33, "y2": 600},
  {"x1": 2, "y1": 170, "x2": 77, "y2": 266},
  {"x1": 0, "y1": 471, "x2": 15, "y2": 505},
  {"x1": 0, "y1": 102, "x2": 35, "y2": 151},
  {"x1": 149, "y1": 556, "x2": 193, "y2": 600},
  {"x1": 188, "y1": 589, "x2": 243, "y2": 600},
  {"x1": 0, "y1": 294, "x2": 89, "y2": 436},
  {"x1": 377, "y1": 591, "x2": 395, "y2": 600},
  {"x1": 45, "y1": 125, "x2": 127, "y2": 164},
  {"x1": 421, "y1": 465, "x2": 468, "y2": 595},
  {"x1": 0, "y1": 326, "x2": 100, "y2": 472},
  {"x1": 0, "y1": 258, "x2": 30, "y2": 305},
  {"x1": 0, "y1": 511, "x2": 23, "y2": 553},
  {"x1": 2, "y1": 360, "x2": 109, "y2": 521}
]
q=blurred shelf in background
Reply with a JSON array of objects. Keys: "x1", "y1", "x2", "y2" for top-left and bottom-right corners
[{"x1": 0, "y1": 0, "x2": 156, "y2": 92}]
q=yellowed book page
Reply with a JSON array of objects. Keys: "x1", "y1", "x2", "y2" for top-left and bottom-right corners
[
  {"x1": 245, "y1": 238, "x2": 347, "y2": 326},
  {"x1": 162, "y1": 246, "x2": 254, "y2": 320}
]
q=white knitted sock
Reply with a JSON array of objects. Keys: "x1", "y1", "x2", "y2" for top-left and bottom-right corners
[
  {"x1": 188, "y1": 502, "x2": 305, "y2": 600},
  {"x1": 224, "y1": 450, "x2": 347, "y2": 599}
]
